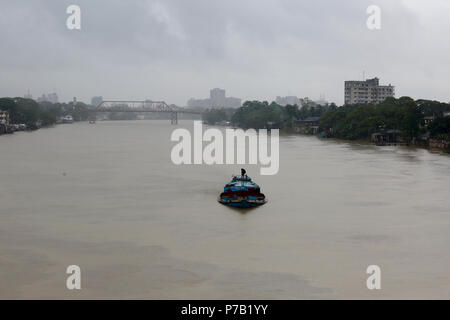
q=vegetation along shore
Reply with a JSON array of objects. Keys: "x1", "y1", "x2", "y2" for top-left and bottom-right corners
[{"x1": 202, "y1": 97, "x2": 450, "y2": 154}]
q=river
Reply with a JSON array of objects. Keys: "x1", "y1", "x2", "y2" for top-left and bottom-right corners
[{"x1": 0, "y1": 120, "x2": 449, "y2": 299}]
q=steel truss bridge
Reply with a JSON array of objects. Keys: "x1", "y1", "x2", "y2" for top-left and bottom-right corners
[{"x1": 89, "y1": 100, "x2": 204, "y2": 124}]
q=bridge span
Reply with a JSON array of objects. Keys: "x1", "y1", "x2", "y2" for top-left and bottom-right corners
[{"x1": 89, "y1": 100, "x2": 204, "y2": 124}]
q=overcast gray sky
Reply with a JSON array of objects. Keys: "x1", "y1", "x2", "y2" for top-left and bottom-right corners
[{"x1": 0, "y1": 0, "x2": 449, "y2": 106}]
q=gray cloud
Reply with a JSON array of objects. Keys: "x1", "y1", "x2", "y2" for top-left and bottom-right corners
[{"x1": 0, "y1": 0, "x2": 449, "y2": 105}]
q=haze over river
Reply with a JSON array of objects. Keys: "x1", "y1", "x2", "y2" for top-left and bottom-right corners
[{"x1": 1, "y1": 120, "x2": 449, "y2": 299}]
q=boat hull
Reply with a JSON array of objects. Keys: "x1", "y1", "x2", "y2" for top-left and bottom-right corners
[
  {"x1": 218, "y1": 197, "x2": 267, "y2": 209},
  {"x1": 218, "y1": 174, "x2": 266, "y2": 209}
]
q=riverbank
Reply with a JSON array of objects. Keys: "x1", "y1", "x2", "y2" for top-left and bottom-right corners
[
  {"x1": 216, "y1": 122, "x2": 450, "y2": 156},
  {"x1": 291, "y1": 130, "x2": 450, "y2": 155},
  {"x1": 0, "y1": 122, "x2": 60, "y2": 136},
  {"x1": 205, "y1": 97, "x2": 450, "y2": 155},
  {"x1": 0, "y1": 97, "x2": 92, "y2": 134}
]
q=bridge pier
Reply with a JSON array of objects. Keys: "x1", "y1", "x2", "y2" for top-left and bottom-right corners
[
  {"x1": 171, "y1": 112, "x2": 178, "y2": 125},
  {"x1": 88, "y1": 111, "x2": 96, "y2": 123}
]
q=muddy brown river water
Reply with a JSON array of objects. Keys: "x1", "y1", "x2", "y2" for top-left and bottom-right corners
[{"x1": 0, "y1": 120, "x2": 449, "y2": 299}]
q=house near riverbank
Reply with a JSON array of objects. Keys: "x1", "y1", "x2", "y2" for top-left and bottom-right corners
[
  {"x1": 0, "y1": 111, "x2": 13, "y2": 135},
  {"x1": 371, "y1": 130, "x2": 403, "y2": 146},
  {"x1": 0, "y1": 110, "x2": 10, "y2": 124},
  {"x1": 429, "y1": 139, "x2": 448, "y2": 151},
  {"x1": 293, "y1": 116, "x2": 320, "y2": 134},
  {"x1": 0, "y1": 123, "x2": 11, "y2": 134},
  {"x1": 421, "y1": 115, "x2": 436, "y2": 128},
  {"x1": 265, "y1": 121, "x2": 280, "y2": 130}
]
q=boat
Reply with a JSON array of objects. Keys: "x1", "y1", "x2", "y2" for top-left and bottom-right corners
[
  {"x1": 61, "y1": 115, "x2": 74, "y2": 124},
  {"x1": 218, "y1": 169, "x2": 267, "y2": 208}
]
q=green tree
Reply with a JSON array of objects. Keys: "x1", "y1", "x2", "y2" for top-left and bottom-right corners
[
  {"x1": 202, "y1": 108, "x2": 233, "y2": 125},
  {"x1": 428, "y1": 117, "x2": 450, "y2": 139}
]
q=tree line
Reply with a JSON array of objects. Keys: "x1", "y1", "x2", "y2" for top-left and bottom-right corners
[
  {"x1": 319, "y1": 97, "x2": 450, "y2": 141},
  {"x1": 203, "y1": 99, "x2": 337, "y2": 129},
  {"x1": 202, "y1": 97, "x2": 450, "y2": 142},
  {"x1": 0, "y1": 97, "x2": 91, "y2": 129}
]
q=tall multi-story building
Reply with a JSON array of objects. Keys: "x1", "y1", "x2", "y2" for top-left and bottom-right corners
[
  {"x1": 37, "y1": 93, "x2": 59, "y2": 104},
  {"x1": 187, "y1": 88, "x2": 241, "y2": 108},
  {"x1": 345, "y1": 77, "x2": 394, "y2": 105},
  {"x1": 210, "y1": 88, "x2": 226, "y2": 107}
]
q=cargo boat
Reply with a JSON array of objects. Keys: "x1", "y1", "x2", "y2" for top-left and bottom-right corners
[
  {"x1": 218, "y1": 169, "x2": 267, "y2": 208},
  {"x1": 61, "y1": 115, "x2": 74, "y2": 124}
]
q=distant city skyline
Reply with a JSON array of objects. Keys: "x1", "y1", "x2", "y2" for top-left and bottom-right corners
[
  {"x1": 37, "y1": 92, "x2": 59, "y2": 104},
  {"x1": 22, "y1": 89, "x2": 332, "y2": 107},
  {"x1": 23, "y1": 88, "x2": 333, "y2": 108}
]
